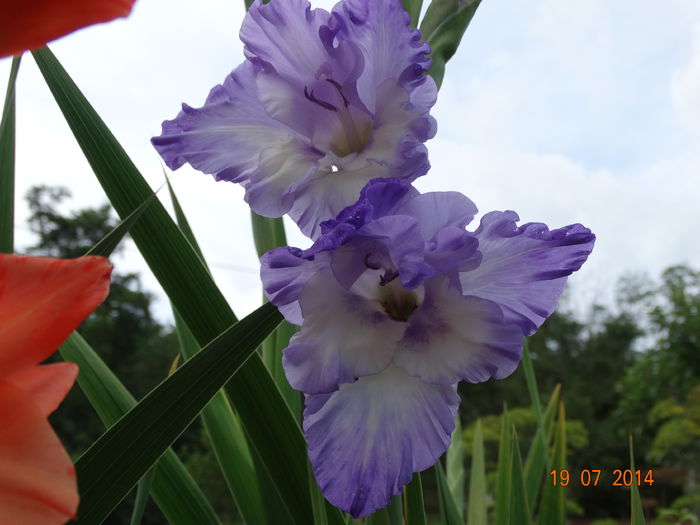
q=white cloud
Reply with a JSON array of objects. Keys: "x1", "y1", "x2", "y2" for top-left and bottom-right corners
[{"x1": 671, "y1": 24, "x2": 700, "y2": 134}]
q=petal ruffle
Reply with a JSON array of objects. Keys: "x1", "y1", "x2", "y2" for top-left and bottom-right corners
[
  {"x1": 393, "y1": 277, "x2": 524, "y2": 384},
  {"x1": 461, "y1": 211, "x2": 596, "y2": 334},
  {"x1": 0, "y1": 380, "x2": 78, "y2": 524},
  {"x1": 333, "y1": 0, "x2": 434, "y2": 113},
  {"x1": 304, "y1": 365, "x2": 459, "y2": 518},
  {"x1": 0, "y1": 0, "x2": 135, "y2": 58},
  {"x1": 241, "y1": 0, "x2": 354, "y2": 87},
  {"x1": 153, "y1": 62, "x2": 322, "y2": 218},
  {"x1": 0, "y1": 254, "x2": 111, "y2": 376},
  {"x1": 394, "y1": 191, "x2": 478, "y2": 240},
  {"x1": 283, "y1": 269, "x2": 405, "y2": 393},
  {"x1": 360, "y1": 80, "x2": 436, "y2": 182}
]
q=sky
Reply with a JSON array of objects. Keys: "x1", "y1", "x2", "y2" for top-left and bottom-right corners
[{"x1": 2, "y1": 0, "x2": 699, "y2": 323}]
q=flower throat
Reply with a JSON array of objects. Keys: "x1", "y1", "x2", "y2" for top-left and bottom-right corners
[{"x1": 304, "y1": 78, "x2": 371, "y2": 157}]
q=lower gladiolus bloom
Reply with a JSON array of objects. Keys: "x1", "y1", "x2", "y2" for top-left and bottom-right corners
[
  {"x1": 0, "y1": 254, "x2": 111, "y2": 524},
  {"x1": 261, "y1": 179, "x2": 595, "y2": 517},
  {"x1": 0, "y1": 0, "x2": 135, "y2": 58}
]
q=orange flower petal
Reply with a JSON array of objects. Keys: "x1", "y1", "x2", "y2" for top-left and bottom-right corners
[
  {"x1": 6, "y1": 362, "x2": 78, "y2": 417},
  {"x1": 0, "y1": 254, "x2": 111, "y2": 376},
  {"x1": 0, "y1": 379, "x2": 78, "y2": 524},
  {"x1": 0, "y1": 0, "x2": 136, "y2": 58}
]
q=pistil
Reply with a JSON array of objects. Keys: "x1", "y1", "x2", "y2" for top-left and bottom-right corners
[{"x1": 378, "y1": 278, "x2": 419, "y2": 322}]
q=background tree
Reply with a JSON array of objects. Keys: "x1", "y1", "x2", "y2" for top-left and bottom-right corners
[{"x1": 460, "y1": 293, "x2": 643, "y2": 519}]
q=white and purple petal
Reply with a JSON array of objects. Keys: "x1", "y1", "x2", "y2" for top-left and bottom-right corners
[
  {"x1": 287, "y1": 164, "x2": 378, "y2": 240},
  {"x1": 304, "y1": 365, "x2": 459, "y2": 518},
  {"x1": 152, "y1": 62, "x2": 321, "y2": 218},
  {"x1": 332, "y1": 0, "x2": 434, "y2": 113},
  {"x1": 461, "y1": 211, "x2": 596, "y2": 335},
  {"x1": 394, "y1": 191, "x2": 478, "y2": 240},
  {"x1": 261, "y1": 246, "x2": 332, "y2": 324},
  {"x1": 283, "y1": 269, "x2": 406, "y2": 394},
  {"x1": 392, "y1": 277, "x2": 524, "y2": 385},
  {"x1": 361, "y1": 80, "x2": 436, "y2": 182},
  {"x1": 242, "y1": 0, "x2": 337, "y2": 84},
  {"x1": 241, "y1": 0, "x2": 371, "y2": 148}
]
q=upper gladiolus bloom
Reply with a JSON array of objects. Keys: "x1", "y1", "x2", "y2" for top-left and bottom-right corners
[
  {"x1": 260, "y1": 179, "x2": 595, "y2": 517},
  {"x1": 0, "y1": 0, "x2": 136, "y2": 58},
  {"x1": 152, "y1": 0, "x2": 437, "y2": 239},
  {"x1": 0, "y1": 254, "x2": 111, "y2": 524}
]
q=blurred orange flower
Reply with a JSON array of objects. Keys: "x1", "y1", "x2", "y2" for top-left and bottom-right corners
[
  {"x1": 0, "y1": 254, "x2": 111, "y2": 524},
  {"x1": 0, "y1": 0, "x2": 136, "y2": 58}
]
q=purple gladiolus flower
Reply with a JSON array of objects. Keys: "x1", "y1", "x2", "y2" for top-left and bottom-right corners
[
  {"x1": 152, "y1": 0, "x2": 437, "y2": 238},
  {"x1": 260, "y1": 179, "x2": 595, "y2": 517}
]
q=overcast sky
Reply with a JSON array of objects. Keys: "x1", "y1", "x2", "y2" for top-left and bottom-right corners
[{"x1": 2, "y1": 0, "x2": 699, "y2": 323}]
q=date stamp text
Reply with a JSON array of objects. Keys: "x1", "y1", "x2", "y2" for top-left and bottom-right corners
[{"x1": 549, "y1": 469, "x2": 655, "y2": 487}]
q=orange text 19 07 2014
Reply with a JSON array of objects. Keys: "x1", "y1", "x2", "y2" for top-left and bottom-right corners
[{"x1": 549, "y1": 469, "x2": 655, "y2": 487}]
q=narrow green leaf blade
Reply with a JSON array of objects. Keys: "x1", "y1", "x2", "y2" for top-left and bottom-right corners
[
  {"x1": 130, "y1": 467, "x2": 157, "y2": 525},
  {"x1": 367, "y1": 495, "x2": 403, "y2": 525},
  {"x1": 495, "y1": 406, "x2": 512, "y2": 525},
  {"x1": 403, "y1": 473, "x2": 427, "y2": 525},
  {"x1": 166, "y1": 176, "x2": 206, "y2": 262},
  {"x1": 32, "y1": 45, "x2": 238, "y2": 339},
  {"x1": 436, "y1": 461, "x2": 463, "y2": 525},
  {"x1": 309, "y1": 465, "x2": 329, "y2": 525},
  {"x1": 467, "y1": 419, "x2": 486, "y2": 525},
  {"x1": 74, "y1": 302, "x2": 282, "y2": 523},
  {"x1": 446, "y1": 416, "x2": 465, "y2": 518},
  {"x1": 524, "y1": 384, "x2": 561, "y2": 509},
  {"x1": 59, "y1": 332, "x2": 220, "y2": 525},
  {"x1": 536, "y1": 402, "x2": 567, "y2": 525},
  {"x1": 33, "y1": 45, "x2": 323, "y2": 525},
  {"x1": 402, "y1": 0, "x2": 423, "y2": 29},
  {"x1": 85, "y1": 194, "x2": 155, "y2": 257},
  {"x1": 251, "y1": 211, "x2": 287, "y2": 258},
  {"x1": 629, "y1": 435, "x2": 646, "y2": 525},
  {"x1": 174, "y1": 309, "x2": 268, "y2": 525},
  {"x1": 511, "y1": 429, "x2": 532, "y2": 525},
  {"x1": 0, "y1": 55, "x2": 21, "y2": 254},
  {"x1": 522, "y1": 341, "x2": 544, "y2": 421},
  {"x1": 522, "y1": 343, "x2": 557, "y2": 509},
  {"x1": 262, "y1": 319, "x2": 301, "y2": 417},
  {"x1": 167, "y1": 179, "x2": 267, "y2": 524},
  {"x1": 420, "y1": 0, "x2": 481, "y2": 88}
]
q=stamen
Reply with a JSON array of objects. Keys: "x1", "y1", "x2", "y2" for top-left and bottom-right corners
[
  {"x1": 324, "y1": 79, "x2": 364, "y2": 152},
  {"x1": 303, "y1": 79, "x2": 369, "y2": 155},
  {"x1": 304, "y1": 87, "x2": 337, "y2": 112},
  {"x1": 325, "y1": 78, "x2": 349, "y2": 107},
  {"x1": 380, "y1": 269, "x2": 399, "y2": 286}
]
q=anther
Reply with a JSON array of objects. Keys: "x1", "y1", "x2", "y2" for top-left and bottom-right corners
[
  {"x1": 304, "y1": 87, "x2": 337, "y2": 112},
  {"x1": 380, "y1": 269, "x2": 399, "y2": 286},
  {"x1": 325, "y1": 78, "x2": 349, "y2": 107}
]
